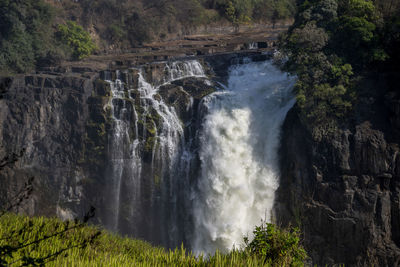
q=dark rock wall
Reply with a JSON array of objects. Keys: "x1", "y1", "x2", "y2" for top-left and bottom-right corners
[
  {"x1": 0, "y1": 72, "x2": 98, "y2": 219},
  {"x1": 276, "y1": 80, "x2": 400, "y2": 265},
  {"x1": 0, "y1": 57, "x2": 225, "y2": 247}
]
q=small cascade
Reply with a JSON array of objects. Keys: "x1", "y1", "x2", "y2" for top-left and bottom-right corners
[
  {"x1": 106, "y1": 71, "x2": 142, "y2": 232},
  {"x1": 164, "y1": 61, "x2": 205, "y2": 82},
  {"x1": 105, "y1": 60, "x2": 207, "y2": 247},
  {"x1": 136, "y1": 72, "x2": 184, "y2": 174},
  {"x1": 248, "y1": 42, "x2": 258, "y2": 50}
]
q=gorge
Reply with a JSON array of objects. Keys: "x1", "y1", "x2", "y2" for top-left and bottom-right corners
[
  {"x1": 96, "y1": 56, "x2": 297, "y2": 253},
  {"x1": 0, "y1": 52, "x2": 291, "y2": 251},
  {"x1": 1, "y1": 50, "x2": 399, "y2": 265},
  {"x1": 2, "y1": 0, "x2": 400, "y2": 265}
]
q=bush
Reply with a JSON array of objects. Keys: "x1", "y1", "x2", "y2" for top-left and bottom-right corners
[
  {"x1": 57, "y1": 21, "x2": 97, "y2": 60},
  {"x1": 107, "y1": 24, "x2": 126, "y2": 42},
  {"x1": 244, "y1": 222, "x2": 307, "y2": 266}
]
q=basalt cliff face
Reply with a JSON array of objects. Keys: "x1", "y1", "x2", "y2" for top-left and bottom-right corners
[
  {"x1": 0, "y1": 60, "x2": 214, "y2": 222},
  {"x1": 0, "y1": 72, "x2": 97, "y2": 218},
  {"x1": 276, "y1": 75, "x2": 400, "y2": 265}
]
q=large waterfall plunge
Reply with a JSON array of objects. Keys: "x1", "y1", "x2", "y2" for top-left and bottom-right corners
[
  {"x1": 103, "y1": 58, "x2": 295, "y2": 253},
  {"x1": 193, "y1": 60, "x2": 296, "y2": 253}
]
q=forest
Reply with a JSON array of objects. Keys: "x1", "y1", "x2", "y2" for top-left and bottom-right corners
[
  {"x1": 0, "y1": 0, "x2": 296, "y2": 74},
  {"x1": 280, "y1": 0, "x2": 400, "y2": 131}
]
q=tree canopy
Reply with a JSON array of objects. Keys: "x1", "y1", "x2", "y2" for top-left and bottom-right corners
[{"x1": 280, "y1": 0, "x2": 400, "y2": 129}]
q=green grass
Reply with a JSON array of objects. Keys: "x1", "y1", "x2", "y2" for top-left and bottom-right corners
[{"x1": 0, "y1": 213, "x2": 277, "y2": 266}]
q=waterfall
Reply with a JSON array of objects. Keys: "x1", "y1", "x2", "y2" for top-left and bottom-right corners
[
  {"x1": 192, "y1": 60, "x2": 296, "y2": 254},
  {"x1": 106, "y1": 71, "x2": 142, "y2": 232},
  {"x1": 105, "y1": 60, "x2": 205, "y2": 244},
  {"x1": 163, "y1": 61, "x2": 205, "y2": 83},
  {"x1": 103, "y1": 57, "x2": 295, "y2": 253}
]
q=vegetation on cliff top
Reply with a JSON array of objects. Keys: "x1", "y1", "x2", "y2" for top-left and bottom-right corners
[
  {"x1": 280, "y1": 0, "x2": 400, "y2": 132},
  {"x1": 0, "y1": 213, "x2": 307, "y2": 266},
  {"x1": 0, "y1": 0, "x2": 56, "y2": 74},
  {"x1": 0, "y1": 0, "x2": 296, "y2": 74},
  {"x1": 0, "y1": 1, "x2": 97, "y2": 74},
  {"x1": 57, "y1": 21, "x2": 97, "y2": 60}
]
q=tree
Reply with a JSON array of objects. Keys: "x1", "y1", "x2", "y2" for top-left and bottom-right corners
[
  {"x1": 0, "y1": 0, "x2": 56, "y2": 73},
  {"x1": 279, "y1": 0, "x2": 393, "y2": 128},
  {"x1": 57, "y1": 21, "x2": 97, "y2": 60}
]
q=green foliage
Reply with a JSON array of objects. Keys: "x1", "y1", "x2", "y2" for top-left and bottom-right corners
[
  {"x1": 57, "y1": 21, "x2": 97, "y2": 60},
  {"x1": 224, "y1": 0, "x2": 252, "y2": 25},
  {"x1": 107, "y1": 24, "x2": 127, "y2": 42},
  {"x1": 280, "y1": 0, "x2": 400, "y2": 129},
  {"x1": 334, "y1": 0, "x2": 384, "y2": 67},
  {"x1": 0, "y1": 0, "x2": 297, "y2": 73},
  {"x1": 244, "y1": 222, "x2": 307, "y2": 266},
  {"x1": 225, "y1": 1, "x2": 237, "y2": 23},
  {"x1": 341, "y1": 0, "x2": 376, "y2": 19},
  {"x1": 77, "y1": 0, "x2": 296, "y2": 47},
  {"x1": 288, "y1": 21, "x2": 329, "y2": 52},
  {"x1": 296, "y1": 82, "x2": 352, "y2": 122},
  {"x1": 0, "y1": 0, "x2": 56, "y2": 73},
  {"x1": 253, "y1": 0, "x2": 297, "y2": 22},
  {"x1": 0, "y1": 214, "x2": 307, "y2": 266},
  {"x1": 339, "y1": 16, "x2": 376, "y2": 42},
  {"x1": 223, "y1": 0, "x2": 295, "y2": 24}
]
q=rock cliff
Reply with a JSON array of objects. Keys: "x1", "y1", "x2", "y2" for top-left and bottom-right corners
[
  {"x1": 4, "y1": 49, "x2": 399, "y2": 264},
  {"x1": 276, "y1": 74, "x2": 400, "y2": 265},
  {"x1": 0, "y1": 60, "x2": 214, "y2": 221},
  {"x1": 0, "y1": 52, "x2": 269, "y2": 248},
  {"x1": 0, "y1": 71, "x2": 97, "y2": 218}
]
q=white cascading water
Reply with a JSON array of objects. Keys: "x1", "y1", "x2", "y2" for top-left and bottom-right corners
[
  {"x1": 106, "y1": 60, "x2": 205, "y2": 234},
  {"x1": 193, "y1": 60, "x2": 296, "y2": 254},
  {"x1": 248, "y1": 42, "x2": 258, "y2": 50},
  {"x1": 105, "y1": 58, "x2": 296, "y2": 253},
  {"x1": 107, "y1": 72, "x2": 142, "y2": 231}
]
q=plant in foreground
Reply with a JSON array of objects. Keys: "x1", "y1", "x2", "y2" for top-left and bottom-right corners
[{"x1": 244, "y1": 221, "x2": 307, "y2": 266}]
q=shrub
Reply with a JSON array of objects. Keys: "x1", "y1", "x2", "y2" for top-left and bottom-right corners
[
  {"x1": 244, "y1": 222, "x2": 307, "y2": 266},
  {"x1": 107, "y1": 24, "x2": 126, "y2": 42},
  {"x1": 57, "y1": 21, "x2": 97, "y2": 60}
]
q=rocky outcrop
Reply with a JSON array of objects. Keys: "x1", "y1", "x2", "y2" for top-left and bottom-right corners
[{"x1": 276, "y1": 76, "x2": 400, "y2": 265}]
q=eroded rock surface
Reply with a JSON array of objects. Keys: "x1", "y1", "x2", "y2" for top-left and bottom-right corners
[{"x1": 277, "y1": 79, "x2": 400, "y2": 265}]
